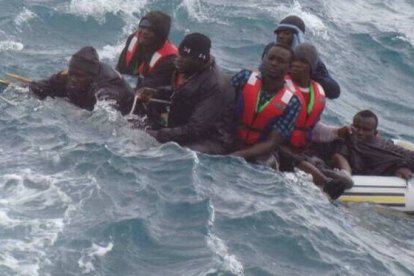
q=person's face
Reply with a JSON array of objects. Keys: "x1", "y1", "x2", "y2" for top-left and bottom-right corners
[
  {"x1": 138, "y1": 26, "x2": 157, "y2": 46},
  {"x1": 290, "y1": 58, "x2": 311, "y2": 83},
  {"x1": 352, "y1": 115, "x2": 377, "y2": 142},
  {"x1": 276, "y1": 29, "x2": 294, "y2": 46},
  {"x1": 174, "y1": 54, "x2": 203, "y2": 75},
  {"x1": 67, "y1": 71, "x2": 93, "y2": 91},
  {"x1": 263, "y1": 46, "x2": 291, "y2": 79}
]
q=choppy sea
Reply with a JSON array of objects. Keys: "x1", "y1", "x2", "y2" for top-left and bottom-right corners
[{"x1": 1, "y1": 0, "x2": 414, "y2": 275}]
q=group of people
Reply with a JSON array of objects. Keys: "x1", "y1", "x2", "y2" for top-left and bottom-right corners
[{"x1": 28, "y1": 11, "x2": 414, "y2": 200}]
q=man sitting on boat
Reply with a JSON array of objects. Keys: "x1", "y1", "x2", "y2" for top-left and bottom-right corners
[
  {"x1": 279, "y1": 43, "x2": 353, "y2": 198},
  {"x1": 331, "y1": 110, "x2": 413, "y2": 180},
  {"x1": 262, "y1": 15, "x2": 340, "y2": 99},
  {"x1": 137, "y1": 33, "x2": 236, "y2": 154},
  {"x1": 29, "y1": 46, "x2": 134, "y2": 115}
]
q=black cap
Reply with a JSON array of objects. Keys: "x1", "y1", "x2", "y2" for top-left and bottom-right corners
[
  {"x1": 274, "y1": 15, "x2": 306, "y2": 34},
  {"x1": 178, "y1": 33, "x2": 211, "y2": 62},
  {"x1": 68, "y1": 46, "x2": 100, "y2": 78}
]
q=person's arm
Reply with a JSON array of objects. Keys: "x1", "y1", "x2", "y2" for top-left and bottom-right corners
[
  {"x1": 29, "y1": 71, "x2": 68, "y2": 99},
  {"x1": 116, "y1": 34, "x2": 135, "y2": 74},
  {"x1": 312, "y1": 59, "x2": 340, "y2": 99},
  {"x1": 310, "y1": 122, "x2": 352, "y2": 143},
  {"x1": 232, "y1": 129, "x2": 284, "y2": 159}
]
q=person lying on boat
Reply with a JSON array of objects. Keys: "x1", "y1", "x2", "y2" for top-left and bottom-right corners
[
  {"x1": 136, "y1": 33, "x2": 236, "y2": 154},
  {"x1": 29, "y1": 46, "x2": 134, "y2": 114},
  {"x1": 279, "y1": 43, "x2": 353, "y2": 198},
  {"x1": 262, "y1": 15, "x2": 340, "y2": 99},
  {"x1": 229, "y1": 44, "x2": 348, "y2": 199},
  {"x1": 331, "y1": 110, "x2": 413, "y2": 180}
]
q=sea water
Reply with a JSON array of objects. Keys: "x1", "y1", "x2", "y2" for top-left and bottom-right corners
[{"x1": 0, "y1": 0, "x2": 414, "y2": 275}]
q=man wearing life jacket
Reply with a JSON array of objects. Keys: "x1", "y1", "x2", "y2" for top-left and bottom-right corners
[
  {"x1": 140, "y1": 33, "x2": 235, "y2": 154},
  {"x1": 230, "y1": 44, "x2": 301, "y2": 167},
  {"x1": 262, "y1": 15, "x2": 341, "y2": 100},
  {"x1": 286, "y1": 42, "x2": 326, "y2": 151},
  {"x1": 29, "y1": 46, "x2": 134, "y2": 115},
  {"x1": 116, "y1": 11, "x2": 177, "y2": 89}
]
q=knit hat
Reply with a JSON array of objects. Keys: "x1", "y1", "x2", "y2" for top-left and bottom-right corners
[
  {"x1": 68, "y1": 46, "x2": 100, "y2": 78},
  {"x1": 139, "y1": 11, "x2": 171, "y2": 44},
  {"x1": 293, "y1": 42, "x2": 319, "y2": 73},
  {"x1": 274, "y1": 15, "x2": 306, "y2": 34},
  {"x1": 178, "y1": 33, "x2": 211, "y2": 62}
]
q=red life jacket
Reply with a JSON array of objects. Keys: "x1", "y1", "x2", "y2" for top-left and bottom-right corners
[
  {"x1": 124, "y1": 32, "x2": 177, "y2": 76},
  {"x1": 238, "y1": 71, "x2": 296, "y2": 145},
  {"x1": 284, "y1": 74, "x2": 326, "y2": 148}
]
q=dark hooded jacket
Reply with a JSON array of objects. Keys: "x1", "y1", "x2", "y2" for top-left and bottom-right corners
[
  {"x1": 337, "y1": 135, "x2": 414, "y2": 176},
  {"x1": 116, "y1": 11, "x2": 176, "y2": 89},
  {"x1": 151, "y1": 59, "x2": 236, "y2": 154},
  {"x1": 29, "y1": 47, "x2": 134, "y2": 115}
]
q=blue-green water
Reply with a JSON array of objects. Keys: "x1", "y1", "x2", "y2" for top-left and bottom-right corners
[{"x1": 1, "y1": 0, "x2": 414, "y2": 275}]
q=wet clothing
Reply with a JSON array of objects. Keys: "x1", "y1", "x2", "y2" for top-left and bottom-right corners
[
  {"x1": 336, "y1": 135, "x2": 414, "y2": 176},
  {"x1": 29, "y1": 62, "x2": 134, "y2": 115},
  {"x1": 116, "y1": 33, "x2": 177, "y2": 89},
  {"x1": 262, "y1": 42, "x2": 340, "y2": 99},
  {"x1": 231, "y1": 69, "x2": 301, "y2": 141},
  {"x1": 149, "y1": 59, "x2": 236, "y2": 154}
]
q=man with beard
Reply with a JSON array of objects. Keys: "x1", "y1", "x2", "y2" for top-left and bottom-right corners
[
  {"x1": 137, "y1": 33, "x2": 235, "y2": 154},
  {"x1": 29, "y1": 46, "x2": 134, "y2": 114},
  {"x1": 331, "y1": 110, "x2": 414, "y2": 180}
]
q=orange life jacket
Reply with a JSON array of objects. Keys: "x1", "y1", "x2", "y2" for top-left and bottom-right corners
[
  {"x1": 125, "y1": 32, "x2": 177, "y2": 76},
  {"x1": 284, "y1": 74, "x2": 326, "y2": 148},
  {"x1": 238, "y1": 71, "x2": 296, "y2": 145}
]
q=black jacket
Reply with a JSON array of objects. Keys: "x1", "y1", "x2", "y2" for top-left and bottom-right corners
[
  {"x1": 116, "y1": 33, "x2": 176, "y2": 89},
  {"x1": 154, "y1": 60, "x2": 236, "y2": 151},
  {"x1": 29, "y1": 63, "x2": 134, "y2": 115},
  {"x1": 337, "y1": 136, "x2": 414, "y2": 176},
  {"x1": 262, "y1": 42, "x2": 341, "y2": 99}
]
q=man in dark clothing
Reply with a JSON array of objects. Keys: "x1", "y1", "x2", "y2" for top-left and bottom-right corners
[
  {"x1": 140, "y1": 33, "x2": 235, "y2": 154},
  {"x1": 116, "y1": 10, "x2": 177, "y2": 90},
  {"x1": 29, "y1": 46, "x2": 134, "y2": 115},
  {"x1": 332, "y1": 110, "x2": 414, "y2": 180},
  {"x1": 262, "y1": 15, "x2": 341, "y2": 99}
]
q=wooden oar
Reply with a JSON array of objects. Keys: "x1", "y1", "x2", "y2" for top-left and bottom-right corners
[
  {"x1": 5, "y1": 73, "x2": 32, "y2": 83},
  {"x1": 0, "y1": 79, "x2": 10, "y2": 86}
]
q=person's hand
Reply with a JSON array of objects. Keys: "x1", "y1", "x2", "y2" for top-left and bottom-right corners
[
  {"x1": 395, "y1": 167, "x2": 413, "y2": 180},
  {"x1": 136, "y1": 87, "x2": 157, "y2": 103},
  {"x1": 337, "y1": 125, "x2": 352, "y2": 139}
]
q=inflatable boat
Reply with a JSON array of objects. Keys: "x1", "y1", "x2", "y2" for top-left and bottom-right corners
[{"x1": 339, "y1": 139, "x2": 414, "y2": 213}]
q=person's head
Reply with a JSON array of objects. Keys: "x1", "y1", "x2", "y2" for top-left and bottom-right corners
[
  {"x1": 175, "y1": 32, "x2": 211, "y2": 76},
  {"x1": 290, "y1": 42, "x2": 319, "y2": 83},
  {"x1": 352, "y1": 110, "x2": 378, "y2": 142},
  {"x1": 68, "y1": 46, "x2": 100, "y2": 89},
  {"x1": 261, "y1": 44, "x2": 293, "y2": 79},
  {"x1": 274, "y1": 15, "x2": 305, "y2": 48},
  {"x1": 137, "y1": 11, "x2": 171, "y2": 48}
]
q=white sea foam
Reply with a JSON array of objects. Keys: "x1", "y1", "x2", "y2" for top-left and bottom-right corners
[
  {"x1": 178, "y1": 0, "x2": 209, "y2": 22},
  {"x1": 78, "y1": 242, "x2": 114, "y2": 273},
  {"x1": 67, "y1": 0, "x2": 148, "y2": 22},
  {"x1": 206, "y1": 201, "x2": 244, "y2": 275},
  {"x1": 14, "y1": 8, "x2": 37, "y2": 27},
  {"x1": 325, "y1": 0, "x2": 414, "y2": 45},
  {"x1": 0, "y1": 40, "x2": 24, "y2": 52}
]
